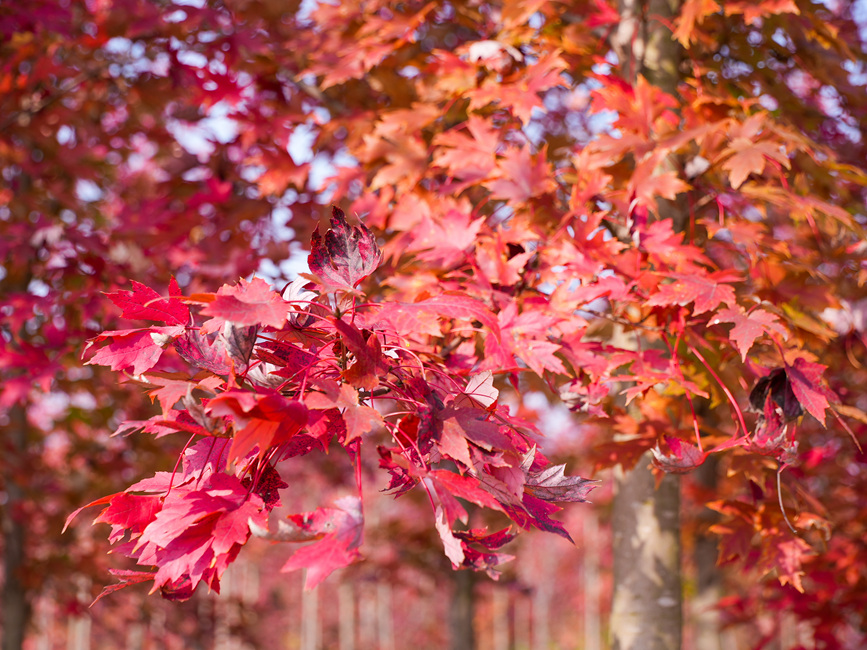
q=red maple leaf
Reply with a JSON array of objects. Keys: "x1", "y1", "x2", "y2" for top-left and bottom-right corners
[
  {"x1": 647, "y1": 271, "x2": 738, "y2": 315},
  {"x1": 485, "y1": 145, "x2": 557, "y2": 203},
  {"x1": 710, "y1": 307, "x2": 786, "y2": 361},
  {"x1": 207, "y1": 390, "x2": 309, "y2": 461},
  {"x1": 134, "y1": 473, "x2": 267, "y2": 595},
  {"x1": 454, "y1": 370, "x2": 499, "y2": 409},
  {"x1": 376, "y1": 291, "x2": 503, "y2": 344},
  {"x1": 172, "y1": 329, "x2": 231, "y2": 375},
  {"x1": 280, "y1": 496, "x2": 364, "y2": 589},
  {"x1": 432, "y1": 116, "x2": 499, "y2": 183},
  {"x1": 106, "y1": 278, "x2": 190, "y2": 326},
  {"x1": 201, "y1": 277, "x2": 288, "y2": 331},
  {"x1": 305, "y1": 380, "x2": 383, "y2": 443},
  {"x1": 84, "y1": 326, "x2": 184, "y2": 375},
  {"x1": 144, "y1": 373, "x2": 195, "y2": 415},
  {"x1": 503, "y1": 493, "x2": 573, "y2": 542},
  {"x1": 785, "y1": 357, "x2": 831, "y2": 426},
  {"x1": 429, "y1": 470, "x2": 504, "y2": 512},
  {"x1": 307, "y1": 206, "x2": 382, "y2": 292}
]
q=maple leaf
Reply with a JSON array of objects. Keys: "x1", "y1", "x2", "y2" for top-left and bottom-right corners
[
  {"x1": 84, "y1": 326, "x2": 184, "y2": 375},
  {"x1": 646, "y1": 271, "x2": 738, "y2": 315},
  {"x1": 429, "y1": 470, "x2": 504, "y2": 512},
  {"x1": 720, "y1": 138, "x2": 790, "y2": 189},
  {"x1": 503, "y1": 494, "x2": 572, "y2": 542},
  {"x1": 748, "y1": 368, "x2": 804, "y2": 421},
  {"x1": 750, "y1": 396, "x2": 794, "y2": 460},
  {"x1": 305, "y1": 380, "x2": 383, "y2": 443},
  {"x1": 182, "y1": 438, "x2": 232, "y2": 481},
  {"x1": 91, "y1": 570, "x2": 156, "y2": 605},
  {"x1": 469, "y1": 53, "x2": 568, "y2": 123},
  {"x1": 378, "y1": 446, "x2": 419, "y2": 497},
  {"x1": 218, "y1": 322, "x2": 257, "y2": 370},
  {"x1": 135, "y1": 473, "x2": 267, "y2": 596},
  {"x1": 106, "y1": 278, "x2": 189, "y2": 326},
  {"x1": 280, "y1": 496, "x2": 364, "y2": 589},
  {"x1": 454, "y1": 370, "x2": 499, "y2": 409},
  {"x1": 521, "y1": 449, "x2": 597, "y2": 502},
  {"x1": 144, "y1": 373, "x2": 195, "y2": 415},
  {"x1": 723, "y1": 0, "x2": 799, "y2": 26},
  {"x1": 333, "y1": 319, "x2": 388, "y2": 390},
  {"x1": 710, "y1": 307, "x2": 786, "y2": 361},
  {"x1": 673, "y1": 0, "x2": 721, "y2": 46},
  {"x1": 651, "y1": 436, "x2": 708, "y2": 473},
  {"x1": 256, "y1": 153, "x2": 309, "y2": 196},
  {"x1": 207, "y1": 390, "x2": 309, "y2": 461},
  {"x1": 453, "y1": 527, "x2": 517, "y2": 577},
  {"x1": 201, "y1": 277, "x2": 288, "y2": 331},
  {"x1": 440, "y1": 405, "x2": 511, "y2": 454},
  {"x1": 405, "y1": 210, "x2": 485, "y2": 266},
  {"x1": 629, "y1": 151, "x2": 691, "y2": 207},
  {"x1": 785, "y1": 358, "x2": 831, "y2": 426},
  {"x1": 256, "y1": 339, "x2": 318, "y2": 377},
  {"x1": 774, "y1": 537, "x2": 812, "y2": 593},
  {"x1": 485, "y1": 145, "x2": 557, "y2": 203},
  {"x1": 434, "y1": 504, "x2": 465, "y2": 567},
  {"x1": 307, "y1": 206, "x2": 382, "y2": 292},
  {"x1": 375, "y1": 292, "x2": 502, "y2": 341},
  {"x1": 750, "y1": 361, "x2": 832, "y2": 427},
  {"x1": 173, "y1": 329, "x2": 231, "y2": 375},
  {"x1": 432, "y1": 116, "x2": 499, "y2": 183}
]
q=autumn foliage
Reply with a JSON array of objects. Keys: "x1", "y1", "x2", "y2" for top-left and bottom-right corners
[
  {"x1": 70, "y1": 207, "x2": 595, "y2": 599},
  {"x1": 4, "y1": 0, "x2": 867, "y2": 647}
]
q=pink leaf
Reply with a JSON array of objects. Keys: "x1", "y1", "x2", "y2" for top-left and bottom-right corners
[
  {"x1": 84, "y1": 326, "x2": 184, "y2": 375},
  {"x1": 202, "y1": 277, "x2": 288, "y2": 330},
  {"x1": 454, "y1": 370, "x2": 498, "y2": 409},
  {"x1": 281, "y1": 496, "x2": 364, "y2": 589}
]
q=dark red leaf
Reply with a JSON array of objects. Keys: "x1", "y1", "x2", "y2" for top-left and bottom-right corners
[{"x1": 307, "y1": 206, "x2": 382, "y2": 291}]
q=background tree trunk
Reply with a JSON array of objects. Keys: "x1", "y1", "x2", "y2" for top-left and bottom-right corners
[
  {"x1": 611, "y1": 462, "x2": 682, "y2": 650},
  {"x1": 609, "y1": 2, "x2": 685, "y2": 649},
  {"x1": 2, "y1": 372, "x2": 31, "y2": 650},
  {"x1": 449, "y1": 570, "x2": 475, "y2": 650}
]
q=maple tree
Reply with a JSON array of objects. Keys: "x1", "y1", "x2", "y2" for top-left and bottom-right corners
[{"x1": 5, "y1": 0, "x2": 867, "y2": 648}]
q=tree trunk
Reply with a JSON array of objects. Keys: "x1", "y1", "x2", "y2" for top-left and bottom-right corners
[
  {"x1": 610, "y1": 2, "x2": 685, "y2": 650},
  {"x1": 2, "y1": 404, "x2": 30, "y2": 650},
  {"x1": 691, "y1": 457, "x2": 724, "y2": 650},
  {"x1": 449, "y1": 570, "x2": 475, "y2": 650},
  {"x1": 611, "y1": 462, "x2": 682, "y2": 650}
]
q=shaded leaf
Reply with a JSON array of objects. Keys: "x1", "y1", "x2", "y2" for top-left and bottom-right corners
[{"x1": 307, "y1": 206, "x2": 382, "y2": 291}]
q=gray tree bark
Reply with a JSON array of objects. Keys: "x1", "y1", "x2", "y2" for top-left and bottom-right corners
[{"x1": 609, "y1": 2, "x2": 685, "y2": 650}]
